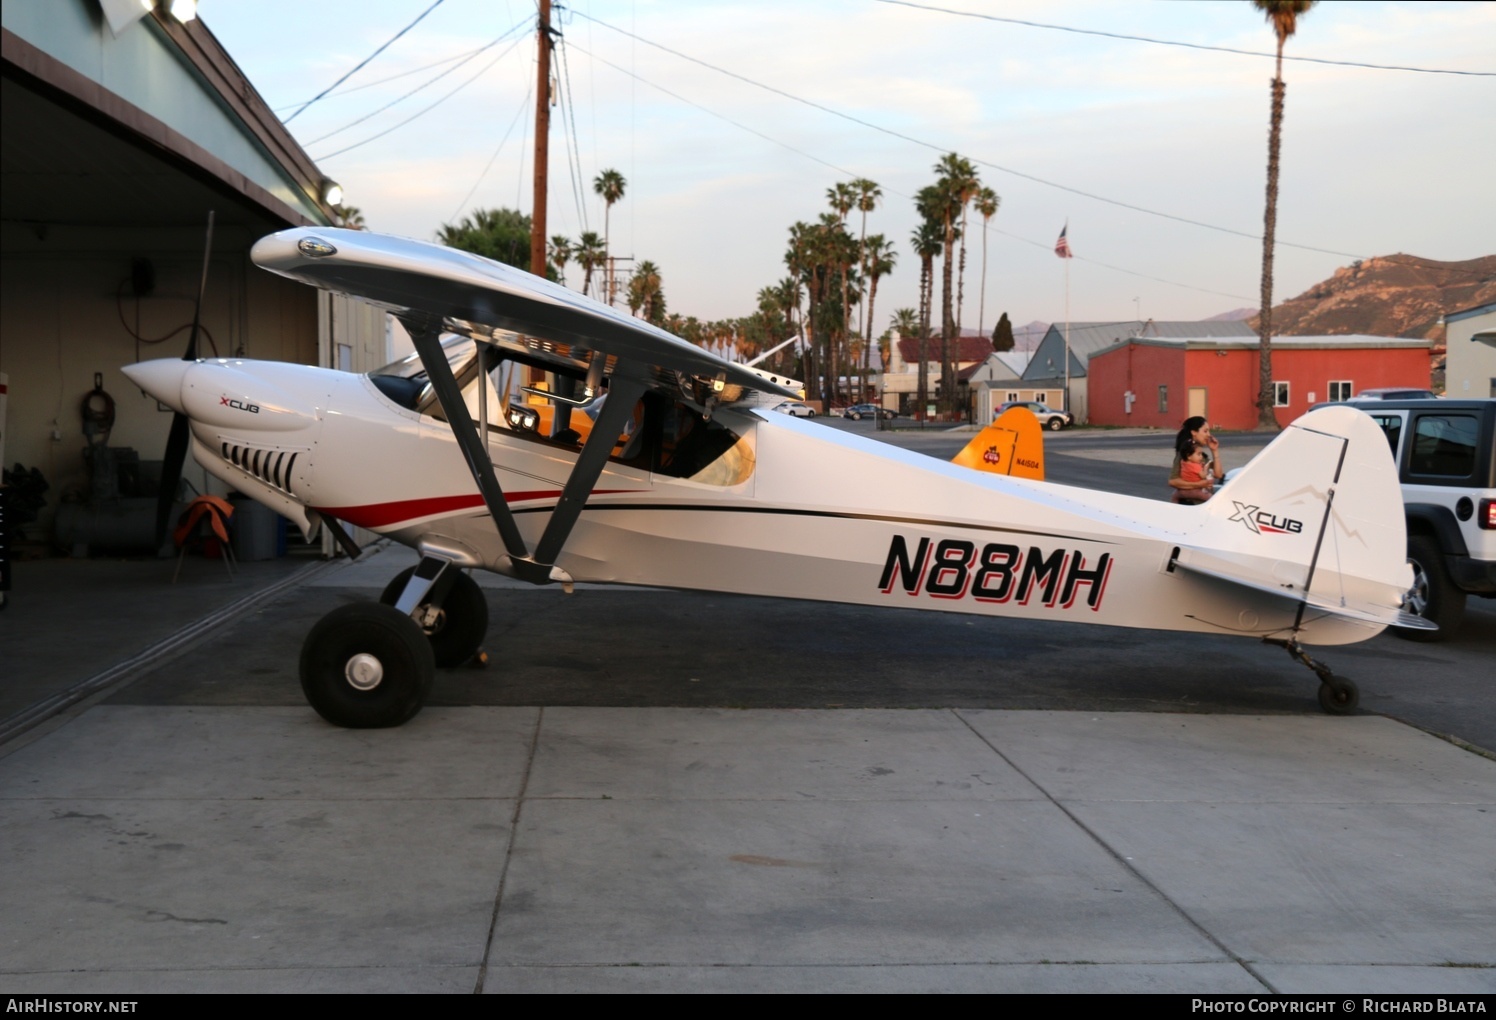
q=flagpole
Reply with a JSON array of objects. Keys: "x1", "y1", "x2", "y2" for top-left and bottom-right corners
[
  {"x1": 1053, "y1": 221, "x2": 1074, "y2": 418},
  {"x1": 1063, "y1": 223, "x2": 1070, "y2": 416}
]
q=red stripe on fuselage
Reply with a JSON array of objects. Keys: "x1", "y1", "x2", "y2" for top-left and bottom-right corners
[{"x1": 315, "y1": 490, "x2": 640, "y2": 529}]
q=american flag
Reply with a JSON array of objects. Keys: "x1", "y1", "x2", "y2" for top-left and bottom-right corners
[{"x1": 1054, "y1": 224, "x2": 1073, "y2": 259}]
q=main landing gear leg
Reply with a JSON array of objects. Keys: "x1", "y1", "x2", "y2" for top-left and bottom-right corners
[
  {"x1": 1264, "y1": 637, "x2": 1359, "y2": 715},
  {"x1": 380, "y1": 556, "x2": 490, "y2": 668}
]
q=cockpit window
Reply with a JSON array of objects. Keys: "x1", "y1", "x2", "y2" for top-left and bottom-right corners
[{"x1": 370, "y1": 340, "x2": 753, "y2": 486}]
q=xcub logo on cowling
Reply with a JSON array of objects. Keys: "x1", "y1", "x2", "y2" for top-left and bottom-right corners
[
  {"x1": 1229, "y1": 501, "x2": 1303, "y2": 535},
  {"x1": 220, "y1": 396, "x2": 261, "y2": 414}
]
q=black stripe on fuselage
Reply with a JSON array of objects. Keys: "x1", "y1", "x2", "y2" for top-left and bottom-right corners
[{"x1": 506, "y1": 501, "x2": 1117, "y2": 546}]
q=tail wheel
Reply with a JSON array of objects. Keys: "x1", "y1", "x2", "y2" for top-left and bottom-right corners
[
  {"x1": 1397, "y1": 534, "x2": 1465, "y2": 642},
  {"x1": 1318, "y1": 675, "x2": 1359, "y2": 715},
  {"x1": 300, "y1": 603, "x2": 434, "y2": 728},
  {"x1": 380, "y1": 567, "x2": 489, "y2": 667}
]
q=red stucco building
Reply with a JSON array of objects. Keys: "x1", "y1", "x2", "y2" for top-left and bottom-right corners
[{"x1": 1087, "y1": 335, "x2": 1434, "y2": 429}]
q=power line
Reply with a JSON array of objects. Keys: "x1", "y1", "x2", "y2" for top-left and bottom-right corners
[
  {"x1": 273, "y1": 43, "x2": 492, "y2": 112},
  {"x1": 876, "y1": 0, "x2": 1495, "y2": 77},
  {"x1": 994, "y1": 229, "x2": 1257, "y2": 302},
  {"x1": 567, "y1": 42, "x2": 871, "y2": 184},
  {"x1": 311, "y1": 33, "x2": 528, "y2": 161},
  {"x1": 304, "y1": 20, "x2": 529, "y2": 146},
  {"x1": 448, "y1": 81, "x2": 533, "y2": 225},
  {"x1": 555, "y1": 37, "x2": 591, "y2": 234},
  {"x1": 570, "y1": 41, "x2": 1264, "y2": 303},
  {"x1": 568, "y1": 10, "x2": 1483, "y2": 273},
  {"x1": 285, "y1": 0, "x2": 447, "y2": 124}
]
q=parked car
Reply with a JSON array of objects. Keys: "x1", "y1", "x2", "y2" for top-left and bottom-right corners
[
  {"x1": 771, "y1": 401, "x2": 816, "y2": 417},
  {"x1": 844, "y1": 403, "x2": 896, "y2": 421},
  {"x1": 1228, "y1": 400, "x2": 1493, "y2": 638},
  {"x1": 996, "y1": 401, "x2": 1074, "y2": 431},
  {"x1": 1346, "y1": 387, "x2": 1440, "y2": 401},
  {"x1": 1353, "y1": 399, "x2": 1495, "y2": 640}
]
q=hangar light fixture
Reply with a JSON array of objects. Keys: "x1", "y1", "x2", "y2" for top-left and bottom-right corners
[
  {"x1": 168, "y1": 0, "x2": 198, "y2": 22},
  {"x1": 321, "y1": 179, "x2": 345, "y2": 208}
]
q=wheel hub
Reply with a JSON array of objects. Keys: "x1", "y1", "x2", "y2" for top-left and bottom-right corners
[
  {"x1": 344, "y1": 653, "x2": 384, "y2": 691},
  {"x1": 1406, "y1": 562, "x2": 1429, "y2": 616}
]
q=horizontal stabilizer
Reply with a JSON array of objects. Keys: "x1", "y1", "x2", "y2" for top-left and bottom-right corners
[{"x1": 1172, "y1": 547, "x2": 1435, "y2": 630}]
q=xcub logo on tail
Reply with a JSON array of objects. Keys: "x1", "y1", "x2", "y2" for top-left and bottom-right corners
[{"x1": 1229, "y1": 502, "x2": 1303, "y2": 536}]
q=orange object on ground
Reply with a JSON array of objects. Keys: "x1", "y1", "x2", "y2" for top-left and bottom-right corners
[{"x1": 173, "y1": 495, "x2": 234, "y2": 548}]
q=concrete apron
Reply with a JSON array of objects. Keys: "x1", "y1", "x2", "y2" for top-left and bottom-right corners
[{"x1": 2, "y1": 700, "x2": 1493, "y2": 993}]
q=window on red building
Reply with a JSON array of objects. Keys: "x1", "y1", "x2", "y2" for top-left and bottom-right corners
[
  {"x1": 1329, "y1": 380, "x2": 1353, "y2": 402},
  {"x1": 1273, "y1": 381, "x2": 1290, "y2": 407}
]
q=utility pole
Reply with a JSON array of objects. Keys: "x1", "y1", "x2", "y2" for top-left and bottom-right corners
[{"x1": 529, "y1": 0, "x2": 552, "y2": 277}]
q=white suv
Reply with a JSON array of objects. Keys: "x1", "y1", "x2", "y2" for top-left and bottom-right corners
[{"x1": 1355, "y1": 400, "x2": 1496, "y2": 640}]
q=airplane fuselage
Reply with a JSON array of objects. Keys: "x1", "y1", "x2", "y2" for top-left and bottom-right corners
[{"x1": 136, "y1": 355, "x2": 1381, "y2": 647}]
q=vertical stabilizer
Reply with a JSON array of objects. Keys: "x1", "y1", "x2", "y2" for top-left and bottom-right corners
[{"x1": 1174, "y1": 406, "x2": 1418, "y2": 632}]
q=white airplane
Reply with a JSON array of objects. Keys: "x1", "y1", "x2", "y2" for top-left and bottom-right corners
[{"x1": 122, "y1": 227, "x2": 1431, "y2": 728}]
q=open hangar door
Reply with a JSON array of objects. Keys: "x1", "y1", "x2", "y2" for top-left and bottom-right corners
[{"x1": 1, "y1": 9, "x2": 378, "y2": 559}]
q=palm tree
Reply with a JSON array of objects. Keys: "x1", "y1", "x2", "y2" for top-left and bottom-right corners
[
  {"x1": 548, "y1": 235, "x2": 572, "y2": 286},
  {"x1": 785, "y1": 221, "x2": 821, "y2": 398},
  {"x1": 627, "y1": 259, "x2": 665, "y2": 324},
  {"x1": 340, "y1": 206, "x2": 367, "y2": 230},
  {"x1": 930, "y1": 156, "x2": 977, "y2": 416},
  {"x1": 826, "y1": 183, "x2": 857, "y2": 406},
  {"x1": 910, "y1": 212, "x2": 943, "y2": 419},
  {"x1": 593, "y1": 168, "x2": 627, "y2": 305},
  {"x1": 975, "y1": 187, "x2": 1000, "y2": 335},
  {"x1": 945, "y1": 158, "x2": 981, "y2": 341},
  {"x1": 1252, "y1": 0, "x2": 1316, "y2": 430},
  {"x1": 574, "y1": 230, "x2": 606, "y2": 297},
  {"x1": 862, "y1": 234, "x2": 896, "y2": 379},
  {"x1": 851, "y1": 178, "x2": 882, "y2": 345},
  {"x1": 773, "y1": 276, "x2": 803, "y2": 373},
  {"x1": 890, "y1": 307, "x2": 920, "y2": 416}
]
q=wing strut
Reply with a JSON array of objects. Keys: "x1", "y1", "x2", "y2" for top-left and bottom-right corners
[
  {"x1": 408, "y1": 323, "x2": 529, "y2": 562},
  {"x1": 405, "y1": 321, "x2": 646, "y2": 587},
  {"x1": 533, "y1": 375, "x2": 646, "y2": 567}
]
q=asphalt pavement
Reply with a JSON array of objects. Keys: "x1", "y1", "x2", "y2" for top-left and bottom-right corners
[{"x1": 1, "y1": 424, "x2": 1492, "y2": 994}]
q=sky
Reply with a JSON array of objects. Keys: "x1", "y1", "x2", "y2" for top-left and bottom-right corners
[{"x1": 205, "y1": 0, "x2": 1496, "y2": 335}]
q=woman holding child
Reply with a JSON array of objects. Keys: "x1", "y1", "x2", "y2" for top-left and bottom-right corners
[{"x1": 1168, "y1": 415, "x2": 1224, "y2": 504}]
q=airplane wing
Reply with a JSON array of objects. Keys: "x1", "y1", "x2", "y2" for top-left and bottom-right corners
[{"x1": 250, "y1": 227, "x2": 797, "y2": 399}]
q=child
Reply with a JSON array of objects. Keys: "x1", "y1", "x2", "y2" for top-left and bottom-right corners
[{"x1": 1176, "y1": 439, "x2": 1214, "y2": 503}]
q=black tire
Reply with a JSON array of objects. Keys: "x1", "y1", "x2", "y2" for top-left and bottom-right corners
[
  {"x1": 1047, "y1": 417, "x2": 1065, "y2": 431},
  {"x1": 1397, "y1": 534, "x2": 1465, "y2": 642},
  {"x1": 380, "y1": 567, "x2": 489, "y2": 667},
  {"x1": 300, "y1": 602, "x2": 435, "y2": 728},
  {"x1": 849, "y1": 412, "x2": 862, "y2": 420},
  {"x1": 1318, "y1": 676, "x2": 1359, "y2": 715}
]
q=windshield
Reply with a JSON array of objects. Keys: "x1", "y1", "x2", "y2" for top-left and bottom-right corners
[{"x1": 370, "y1": 340, "x2": 753, "y2": 486}]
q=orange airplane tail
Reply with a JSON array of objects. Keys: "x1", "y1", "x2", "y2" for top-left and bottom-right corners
[{"x1": 951, "y1": 406, "x2": 1045, "y2": 480}]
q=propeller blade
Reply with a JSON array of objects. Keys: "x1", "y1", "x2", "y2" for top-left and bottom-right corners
[
  {"x1": 184, "y1": 210, "x2": 215, "y2": 361},
  {"x1": 155, "y1": 411, "x2": 191, "y2": 549},
  {"x1": 156, "y1": 210, "x2": 215, "y2": 550}
]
